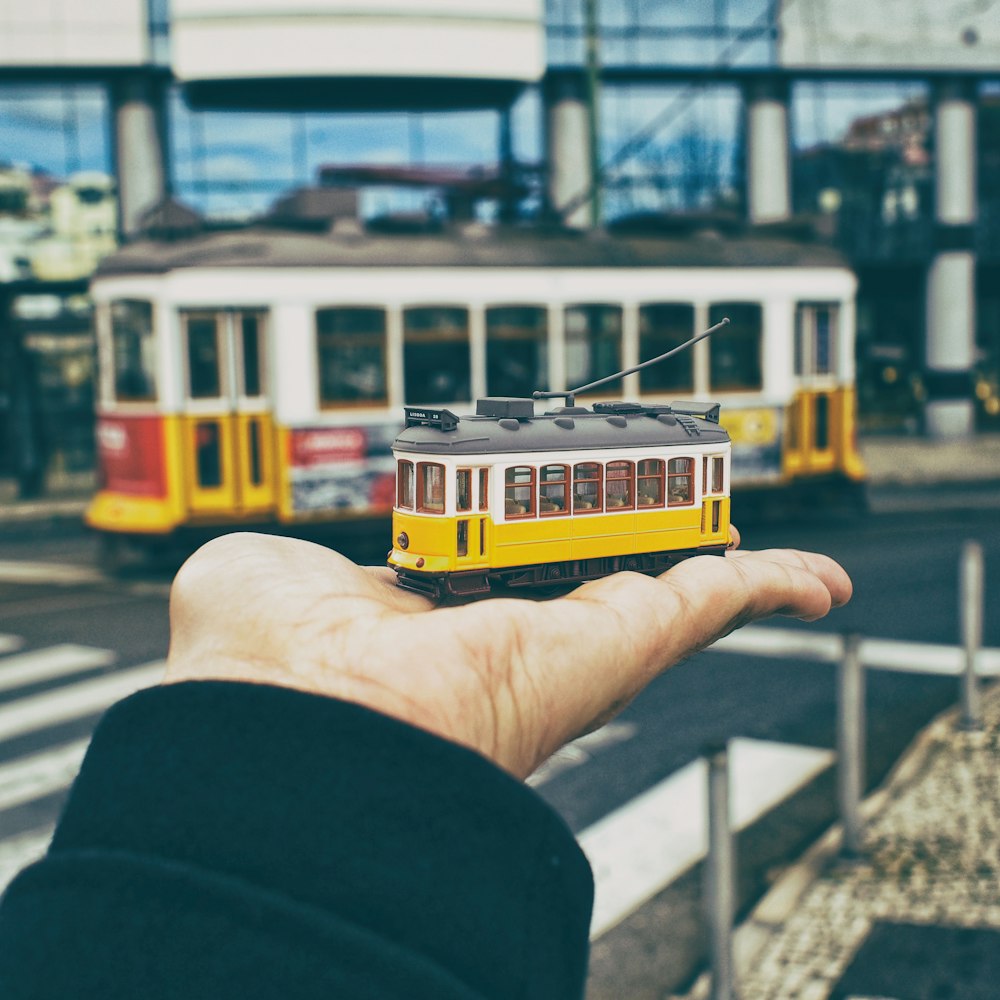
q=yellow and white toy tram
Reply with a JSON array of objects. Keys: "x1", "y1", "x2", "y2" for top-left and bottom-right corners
[
  {"x1": 388, "y1": 395, "x2": 732, "y2": 598},
  {"x1": 84, "y1": 223, "x2": 865, "y2": 558}
]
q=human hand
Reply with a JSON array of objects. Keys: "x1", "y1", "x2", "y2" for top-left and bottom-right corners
[{"x1": 165, "y1": 531, "x2": 851, "y2": 780}]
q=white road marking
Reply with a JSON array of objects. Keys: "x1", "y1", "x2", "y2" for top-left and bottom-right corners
[
  {"x1": 0, "y1": 635, "x2": 25, "y2": 655},
  {"x1": 0, "y1": 560, "x2": 107, "y2": 586},
  {"x1": 528, "y1": 721, "x2": 637, "y2": 787},
  {"x1": 0, "y1": 660, "x2": 165, "y2": 743},
  {"x1": 0, "y1": 738, "x2": 90, "y2": 812},
  {"x1": 0, "y1": 827, "x2": 53, "y2": 893},
  {"x1": 711, "y1": 625, "x2": 1000, "y2": 676},
  {"x1": 0, "y1": 644, "x2": 116, "y2": 694},
  {"x1": 580, "y1": 737, "x2": 834, "y2": 939}
]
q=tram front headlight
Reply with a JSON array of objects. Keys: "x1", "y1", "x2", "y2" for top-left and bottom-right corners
[{"x1": 396, "y1": 531, "x2": 409, "y2": 550}]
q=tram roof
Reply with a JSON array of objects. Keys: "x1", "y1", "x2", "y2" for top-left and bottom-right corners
[
  {"x1": 392, "y1": 401, "x2": 730, "y2": 456},
  {"x1": 95, "y1": 224, "x2": 849, "y2": 276}
]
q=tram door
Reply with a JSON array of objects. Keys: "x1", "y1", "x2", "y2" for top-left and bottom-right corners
[
  {"x1": 787, "y1": 303, "x2": 838, "y2": 476},
  {"x1": 180, "y1": 310, "x2": 276, "y2": 518}
]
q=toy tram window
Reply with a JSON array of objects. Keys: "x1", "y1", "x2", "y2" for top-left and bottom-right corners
[
  {"x1": 478, "y1": 468, "x2": 489, "y2": 510},
  {"x1": 504, "y1": 466, "x2": 535, "y2": 518},
  {"x1": 667, "y1": 458, "x2": 694, "y2": 506},
  {"x1": 417, "y1": 462, "x2": 445, "y2": 513},
  {"x1": 708, "y1": 303, "x2": 762, "y2": 392},
  {"x1": 456, "y1": 468, "x2": 472, "y2": 512},
  {"x1": 316, "y1": 307, "x2": 388, "y2": 407},
  {"x1": 397, "y1": 460, "x2": 415, "y2": 509},
  {"x1": 712, "y1": 456, "x2": 724, "y2": 493},
  {"x1": 573, "y1": 462, "x2": 602, "y2": 513},
  {"x1": 605, "y1": 461, "x2": 634, "y2": 509},
  {"x1": 486, "y1": 305, "x2": 549, "y2": 396},
  {"x1": 403, "y1": 306, "x2": 471, "y2": 405},
  {"x1": 110, "y1": 299, "x2": 157, "y2": 402},
  {"x1": 539, "y1": 464, "x2": 568, "y2": 514},
  {"x1": 637, "y1": 459, "x2": 665, "y2": 506},
  {"x1": 639, "y1": 304, "x2": 695, "y2": 393}
]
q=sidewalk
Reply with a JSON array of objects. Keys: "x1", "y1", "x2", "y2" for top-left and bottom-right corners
[{"x1": 678, "y1": 677, "x2": 1000, "y2": 1000}]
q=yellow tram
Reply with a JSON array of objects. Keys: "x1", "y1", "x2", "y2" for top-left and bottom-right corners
[{"x1": 84, "y1": 223, "x2": 864, "y2": 558}]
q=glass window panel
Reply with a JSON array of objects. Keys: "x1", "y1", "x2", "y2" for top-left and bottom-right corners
[
  {"x1": 505, "y1": 465, "x2": 535, "y2": 517},
  {"x1": 709, "y1": 302, "x2": 762, "y2": 391},
  {"x1": 486, "y1": 305, "x2": 548, "y2": 396},
  {"x1": 397, "y1": 460, "x2": 414, "y2": 509},
  {"x1": 478, "y1": 468, "x2": 489, "y2": 511},
  {"x1": 639, "y1": 303, "x2": 695, "y2": 393},
  {"x1": 573, "y1": 462, "x2": 602, "y2": 512},
  {"x1": 668, "y1": 457, "x2": 694, "y2": 505},
  {"x1": 317, "y1": 307, "x2": 387, "y2": 406},
  {"x1": 418, "y1": 462, "x2": 445, "y2": 513},
  {"x1": 404, "y1": 307, "x2": 471, "y2": 404},
  {"x1": 241, "y1": 313, "x2": 264, "y2": 397},
  {"x1": 110, "y1": 299, "x2": 156, "y2": 402},
  {"x1": 186, "y1": 316, "x2": 221, "y2": 399},
  {"x1": 565, "y1": 304, "x2": 623, "y2": 395},
  {"x1": 539, "y1": 464, "x2": 568, "y2": 513},
  {"x1": 605, "y1": 460, "x2": 633, "y2": 508},
  {"x1": 457, "y1": 468, "x2": 472, "y2": 512},
  {"x1": 637, "y1": 458, "x2": 664, "y2": 506}
]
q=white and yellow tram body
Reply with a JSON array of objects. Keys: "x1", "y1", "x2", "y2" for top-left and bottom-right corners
[
  {"x1": 84, "y1": 226, "x2": 863, "y2": 549},
  {"x1": 388, "y1": 398, "x2": 731, "y2": 597}
]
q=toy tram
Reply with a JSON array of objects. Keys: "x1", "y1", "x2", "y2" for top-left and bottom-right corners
[{"x1": 388, "y1": 396, "x2": 731, "y2": 598}]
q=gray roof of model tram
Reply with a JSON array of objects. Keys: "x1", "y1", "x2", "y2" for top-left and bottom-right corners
[
  {"x1": 393, "y1": 406, "x2": 730, "y2": 456},
  {"x1": 94, "y1": 224, "x2": 849, "y2": 275}
]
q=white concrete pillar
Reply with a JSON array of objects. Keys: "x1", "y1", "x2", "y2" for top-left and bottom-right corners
[
  {"x1": 545, "y1": 75, "x2": 595, "y2": 229},
  {"x1": 111, "y1": 74, "x2": 169, "y2": 240},
  {"x1": 925, "y1": 79, "x2": 977, "y2": 438},
  {"x1": 744, "y1": 78, "x2": 791, "y2": 225}
]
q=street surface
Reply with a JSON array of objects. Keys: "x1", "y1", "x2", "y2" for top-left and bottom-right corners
[{"x1": 1, "y1": 503, "x2": 998, "y2": 995}]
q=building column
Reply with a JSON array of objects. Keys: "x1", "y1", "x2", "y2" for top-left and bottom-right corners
[
  {"x1": 925, "y1": 78, "x2": 978, "y2": 438},
  {"x1": 110, "y1": 73, "x2": 169, "y2": 240},
  {"x1": 544, "y1": 73, "x2": 595, "y2": 228},
  {"x1": 744, "y1": 77, "x2": 791, "y2": 225}
]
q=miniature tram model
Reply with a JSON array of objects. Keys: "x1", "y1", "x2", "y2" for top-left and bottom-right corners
[
  {"x1": 388, "y1": 397, "x2": 731, "y2": 598},
  {"x1": 84, "y1": 222, "x2": 865, "y2": 559}
]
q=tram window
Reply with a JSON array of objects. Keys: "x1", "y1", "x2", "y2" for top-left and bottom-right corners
[
  {"x1": 456, "y1": 468, "x2": 472, "y2": 512},
  {"x1": 606, "y1": 461, "x2": 634, "y2": 509},
  {"x1": 565, "y1": 304, "x2": 623, "y2": 396},
  {"x1": 505, "y1": 466, "x2": 535, "y2": 518},
  {"x1": 708, "y1": 303, "x2": 762, "y2": 392},
  {"x1": 712, "y1": 456, "x2": 724, "y2": 493},
  {"x1": 539, "y1": 464, "x2": 568, "y2": 514},
  {"x1": 186, "y1": 315, "x2": 221, "y2": 399},
  {"x1": 815, "y1": 394, "x2": 830, "y2": 450},
  {"x1": 637, "y1": 459, "x2": 665, "y2": 506},
  {"x1": 110, "y1": 299, "x2": 156, "y2": 402},
  {"x1": 316, "y1": 307, "x2": 388, "y2": 406},
  {"x1": 478, "y1": 468, "x2": 489, "y2": 511},
  {"x1": 639, "y1": 304, "x2": 695, "y2": 393},
  {"x1": 397, "y1": 460, "x2": 414, "y2": 509},
  {"x1": 417, "y1": 462, "x2": 445, "y2": 513},
  {"x1": 404, "y1": 306, "x2": 471, "y2": 404},
  {"x1": 795, "y1": 303, "x2": 839, "y2": 378},
  {"x1": 573, "y1": 462, "x2": 602, "y2": 512},
  {"x1": 486, "y1": 306, "x2": 549, "y2": 396},
  {"x1": 240, "y1": 313, "x2": 265, "y2": 398},
  {"x1": 667, "y1": 457, "x2": 694, "y2": 505}
]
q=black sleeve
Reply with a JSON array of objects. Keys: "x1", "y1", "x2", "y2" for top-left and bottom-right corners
[{"x1": 0, "y1": 681, "x2": 593, "y2": 1000}]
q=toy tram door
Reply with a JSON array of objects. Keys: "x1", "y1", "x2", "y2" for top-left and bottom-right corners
[
  {"x1": 179, "y1": 310, "x2": 277, "y2": 519},
  {"x1": 454, "y1": 467, "x2": 491, "y2": 568}
]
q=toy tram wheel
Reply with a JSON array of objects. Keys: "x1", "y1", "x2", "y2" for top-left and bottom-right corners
[{"x1": 623, "y1": 557, "x2": 640, "y2": 573}]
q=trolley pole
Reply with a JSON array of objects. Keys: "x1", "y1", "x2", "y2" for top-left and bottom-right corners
[
  {"x1": 705, "y1": 743, "x2": 736, "y2": 1000},
  {"x1": 837, "y1": 633, "x2": 865, "y2": 857},
  {"x1": 960, "y1": 541, "x2": 984, "y2": 731}
]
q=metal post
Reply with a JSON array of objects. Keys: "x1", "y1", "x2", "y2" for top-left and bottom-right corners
[
  {"x1": 705, "y1": 742, "x2": 736, "y2": 1000},
  {"x1": 960, "y1": 541, "x2": 984, "y2": 730},
  {"x1": 837, "y1": 633, "x2": 865, "y2": 856}
]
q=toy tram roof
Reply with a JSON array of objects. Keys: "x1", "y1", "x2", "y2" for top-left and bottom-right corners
[
  {"x1": 94, "y1": 224, "x2": 850, "y2": 276},
  {"x1": 393, "y1": 402, "x2": 730, "y2": 457}
]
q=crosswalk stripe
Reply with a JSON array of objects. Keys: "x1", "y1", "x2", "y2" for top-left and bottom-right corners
[
  {"x1": 0, "y1": 739, "x2": 91, "y2": 812},
  {"x1": 0, "y1": 645, "x2": 117, "y2": 694},
  {"x1": 527, "y1": 721, "x2": 637, "y2": 786},
  {"x1": 0, "y1": 827, "x2": 53, "y2": 894},
  {"x1": 711, "y1": 625, "x2": 1000, "y2": 676},
  {"x1": 0, "y1": 635, "x2": 25, "y2": 655},
  {"x1": 0, "y1": 661, "x2": 165, "y2": 743},
  {"x1": 0, "y1": 561, "x2": 107, "y2": 585},
  {"x1": 580, "y1": 737, "x2": 834, "y2": 939}
]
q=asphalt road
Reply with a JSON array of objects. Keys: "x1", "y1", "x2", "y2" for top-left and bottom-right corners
[{"x1": 1, "y1": 502, "x2": 998, "y2": 996}]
